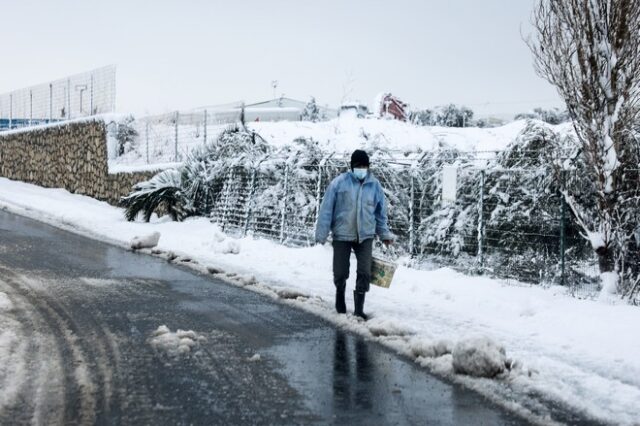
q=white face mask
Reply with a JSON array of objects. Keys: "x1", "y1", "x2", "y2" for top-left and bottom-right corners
[{"x1": 353, "y1": 168, "x2": 368, "y2": 180}]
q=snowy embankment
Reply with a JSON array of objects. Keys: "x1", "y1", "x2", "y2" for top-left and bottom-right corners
[
  {"x1": 0, "y1": 178, "x2": 639, "y2": 425},
  {"x1": 110, "y1": 116, "x2": 565, "y2": 169}
]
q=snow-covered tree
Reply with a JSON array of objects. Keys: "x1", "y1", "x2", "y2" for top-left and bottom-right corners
[
  {"x1": 528, "y1": 0, "x2": 640, "y2": 295},
  {"x1": 411, "y1": 105, "x2": 474, "y2": 127},
  {"x1": 482, "y1": 122, "x2": 587, "y2": 281},
  {"x1": 410, "y1": 109, "x2": 434, "y2": 126},
  {"x1": 301, "y1": 97, "x2": 321, "y2": 122},
  {"x1": 109, "y1": 115, "x2": 139, "y2": 156},
  {"x1": 436, "y1": 104, "x2": 474, "y2": 127}
]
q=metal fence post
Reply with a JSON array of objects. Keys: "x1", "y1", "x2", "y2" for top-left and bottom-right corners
[
  {"x1": 409, "y1": 170, "x2": 415, "y2": 256},
  {"x1": 145, "y1": 122, "x2": 150, "y2": 164},
  {"x1": 477, "y1": 169, "x2": 485, "y2": 271},
  {"x1": 560, "y1": 170, "x2": 566, "y2": 285},
  {"x1": 174, "y1": 111, "x2": 179, "y2": 162},
  {"x1": 203, "y1": 109, "x2": 208, "y2": 144},
  {"x1": 67, "y1": 78, "x2": 71, "y2": 120},
  {"x1": 9, "y1": 93, "x2": 12, "y2": 129},
  {"x1": 314, "y1": 164, "x2": 323, "y2": 228},
  {"x1": 244, "y1": 167, "x2": 257, "y2": 236},
  {"x1": 29, "y1": 90, "x2": 33, "y2": 127},
  {"x1": 49, "y1": 84, "x2": 53, "y2": 122},
  {"x1": 280, "y1": 164, "x2": 290, "y2": 243},
  {"x1": 221, "y1": 169, "x2": 234, "y2": 232},
  {"x1": 90, "y1": 74, "x2": 94, "y2": 115}
]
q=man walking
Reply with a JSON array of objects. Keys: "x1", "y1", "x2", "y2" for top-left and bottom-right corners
[{"x1": 315, "y1": 150, "x2": 393, "y2": 320}]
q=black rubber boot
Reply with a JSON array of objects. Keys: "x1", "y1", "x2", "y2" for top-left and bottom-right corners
[
  {"x1": 353, "y1": 290, "x2": 368, "y2": 320},
  {"x1": 335, "y1": 286, "x2": 346, "y2": 314}
]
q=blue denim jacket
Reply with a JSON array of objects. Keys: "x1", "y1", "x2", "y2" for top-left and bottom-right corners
[{"x1": 315, "y1": 171, "x2": 393, "y2": 244}]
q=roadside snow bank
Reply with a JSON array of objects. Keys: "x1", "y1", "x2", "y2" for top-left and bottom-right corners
[
  {"x1": 0, "y1": 177, "x2": 639, "y2": 425},
  {"x1": 131, "y1": 232, "x2": 161, "y2": 250},
  {"x1": 452, "y1": 337, "x2": 507, "y2": 378}
]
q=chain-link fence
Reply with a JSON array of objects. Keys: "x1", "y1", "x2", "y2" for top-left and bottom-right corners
[
  {"x1": 110, "y1": 109, "x2": 242, "y2": 164},
  {"x1": 197, "y1": 156, "x2": 603, "y2": 298},
  {"x1": 0, "y1": 65, "x2": 116, "y2": 131}
]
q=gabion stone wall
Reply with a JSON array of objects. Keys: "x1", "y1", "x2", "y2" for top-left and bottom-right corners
[{"x1": 0, "y1": 119, "x2": 154, "y2": 205}]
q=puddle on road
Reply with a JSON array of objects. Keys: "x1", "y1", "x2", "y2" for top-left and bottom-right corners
[{"x1": 264, "y1": 327, "x2": 524, "y2": 425}]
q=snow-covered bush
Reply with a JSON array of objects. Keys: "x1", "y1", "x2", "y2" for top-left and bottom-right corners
[
  {"x1": 121, "y1": 169, "x2": 190, "y2": 222},
  {"x1": 514, "y1": 107, "x2": 570, "y2": 125},
  {"x1": 180, "y1": 125, "x2": 271, "y2": 216},
  {"x1": 415, "y1": 149, "x2": 479, "y2": 259},
  {"x1": 411, "y1": 104, "x2": 474, "y2": 127},
  {"x1": 115, "y1": 115, "x2": 139, "y2": 156},
  {"x1": 364, "y1": 140, "x2": 412, "y2": 246},
  {"x1": 251, "y1": 137, "x2": 341, "y2": 243},
  {"x1": 122, "y1": 126, "x2": 271, "y2": 221},
  {"x1": 415, "y1": 121, "x2": 594, "y2": 283}
]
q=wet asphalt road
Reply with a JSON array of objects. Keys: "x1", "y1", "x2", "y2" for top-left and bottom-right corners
[{"x1": 0, "y1": 210, "x2": 530, "y2": 425}]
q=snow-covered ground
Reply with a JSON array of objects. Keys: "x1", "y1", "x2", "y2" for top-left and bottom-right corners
[{"x1": 0, "y1": 177, "x2": 638, "y2": 425}]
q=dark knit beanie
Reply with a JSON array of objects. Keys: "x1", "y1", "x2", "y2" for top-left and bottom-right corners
[{"x1": 350, "y1": 150, "x2": 370, "y2": 169}]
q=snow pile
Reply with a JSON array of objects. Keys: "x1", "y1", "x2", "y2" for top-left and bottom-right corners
[
  {"x1": 149, "y1": 325, "x2": 205, "y2": 356},
  {"x1": 247, "y1": 353, "x2": 262, "y2": 362},
  {"x1": 207, "y1": 229, "x2": 240, "y2": 254},
  {"x1": 274, "y1": 287, "x2": 308, "y2": 300},
  {"x1": 409, "y1": 338, "x2": 454, "y2": 358},
  {"x1": 215, "y1": 238, "x2": 240, "y2": 255},
  {"x1": 452, "y1": 337, "x2": 507, "y2": 378},
  {"x1": 366, "y1": 318, "x2": 414, "y2": 337},
  {"x1": 0, "y1": 292, "x2": 13, "y2": 311},
  {"x1": 130, "y1": 232, "x2": 161, "y2": 250},
  {"x1": 79, "y1": 277, "x2": 122, "y2": 287}
]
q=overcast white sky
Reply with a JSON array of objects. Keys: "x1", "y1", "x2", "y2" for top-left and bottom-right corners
[{"x1": 0, "y1": 0, "x2": 563, "y2": 118}]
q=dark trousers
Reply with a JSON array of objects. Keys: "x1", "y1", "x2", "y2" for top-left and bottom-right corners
[{"x1": 332, "y1": 239, "x2": 373, "y2": 293}]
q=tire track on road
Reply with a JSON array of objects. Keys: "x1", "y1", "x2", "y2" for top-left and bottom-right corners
[{"x1": 0, "y1": 265, "x2": 120, "y2": 425}]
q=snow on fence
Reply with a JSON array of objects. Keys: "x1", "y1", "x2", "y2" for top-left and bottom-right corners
[
  {"x1": 0, "y1": 66, "x2": 116, "y2": 132},
  {"x1": 112, "y1": 109, "x2": 248, "y2": 164},
  {"x1": 199, "y1": 157, "x2": 601, "y2": 297}
]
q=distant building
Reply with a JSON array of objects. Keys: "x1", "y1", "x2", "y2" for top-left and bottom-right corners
[
  {"x1": 374, "y1": 93, "x2": 408, "y2": 121},
  {"x1": 0, "y1": 118, "x2": 54, "y2": 131},
  {"x1": 195, "y1": 97, "x2": 337, "y2": 123},
  {"x1": 339, "y1": 102, "x2": 369, "y2": 119},
  {"x1": 244, "y1": 97, "x2": 337, "y2": 122}
]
